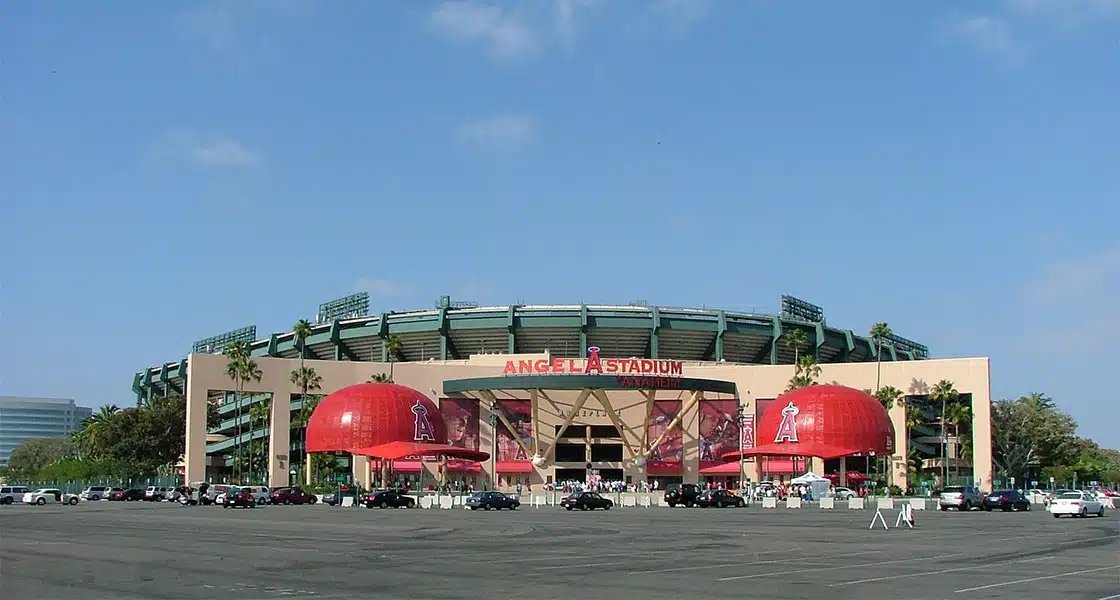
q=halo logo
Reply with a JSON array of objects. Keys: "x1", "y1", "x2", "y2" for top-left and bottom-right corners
[
  {"x1": 584, "y1": 346, "x2": 603, "y2": 374},
  {"x1": 774, "y1": 401, "x2": 800, "y2": 443},
  {"x1": 412, "y1": 399, "x2": 435, "y2": 442}
]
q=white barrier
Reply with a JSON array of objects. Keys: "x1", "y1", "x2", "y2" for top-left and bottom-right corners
[
  {"x1": 439, "y1": 496, "x2": 453, "y2": 510},
  {"x1": 877, "y1": 497, "x2": 895, "y2": 510},
  {"x1": 420, "y1": 496, "x2": 434, "y2": 509},
  {"x1": 848, "y1": 497, "x2": 865, "y2": 510},
  {"x1": 819, "y1": 497, "x2": 835, "y2": 510},
  {"x1": 341, "y1": 497, "x2": 354, "y2": 507},
  {"x1": 623, "y1": 496, "x2": 637, "y2": 507},
  {"x1": 643, "y1": 496, "x2": 652, "y2": 507},
  {"x1": 533, "y1": 495, "x2": 545, "y2": 508},
  {"x1": 762, "y1": 497, "x2": 778, "y2": 509},
  {"x1": 786, "y1": 497, "x2": 802, "y2": 509},
  {"x1": 1102, "y1": 497, "x2": 1116, "y2": 509},
  {"x1": 909, "y1": 498, "x2": 927, "y2": 510}
]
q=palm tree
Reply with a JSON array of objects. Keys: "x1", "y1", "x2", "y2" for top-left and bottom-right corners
[
  {"x1": 930, "y1": 379, "x2": 958, "y2": 486},
  {"x1": 785, "y1": 355, "x2": 822, "y2": 391},
  {"x1": 944, "y1": 400, "x2": 972, "y2": 481},
  {"x1": 290, "y1": 365, "x2": 322, "y2": 483},
  {"x1": 869, "y1": 323, "x2": 892, "y2": 392},
  {"x1": 248, "y1": 397, "x2": 272, "y2": 484},
  {"x1": 873, "y1": 386, "x2": 903, "y2": 490},
  {"x1": 385, "y1": 334, "x2": 404, "y2": 362},
  {"x1": 293, "y1": 318, "x2": 313, "y2": 367},
  {"x1": 784, "y1": 329, "x2": 808, "y2": 364},
  {"x1": 368, "y1": 373, "x2": 393, "y2": 383},
  {"x1": 224, "y1": 341, "x2": 262, "y2": 484}
]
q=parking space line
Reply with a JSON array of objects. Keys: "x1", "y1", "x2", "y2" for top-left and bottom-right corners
[
  {"x1": 628, "y1": 550, "x2": 880, "y2": 576},
  {"x1": 528, "y1": 546, "x2": 803, "y2": 571},
  {"x1": 717, "y1": 553, "x2": 959, "y2": 582},
  {"x1": 1096, "y1": 594, "x2": 1120, "y2": 600},
  {"x1": 954, "y1": 565, "x2": 1120, "y2": 593},
  {"x1": 830, "y1": 555, "x2": 1052, "y2": 586}
]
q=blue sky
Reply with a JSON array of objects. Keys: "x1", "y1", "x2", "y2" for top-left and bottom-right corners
[{"x1": 1, "y1": 0, "x2": 1116, "y2": 447}]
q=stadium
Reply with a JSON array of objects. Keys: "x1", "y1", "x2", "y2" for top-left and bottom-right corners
[{"x1": 134, "y1": 294, "x2": 993, "y2": 493}]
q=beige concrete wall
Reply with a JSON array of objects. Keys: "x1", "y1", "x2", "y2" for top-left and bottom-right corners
[{"x1": 183, "y1": 352, "x2": 992, "y2": 491}]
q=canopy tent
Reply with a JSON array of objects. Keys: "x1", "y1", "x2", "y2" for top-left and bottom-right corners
[{"x1": 790, "y1": 471, "x2": 831, "y2": 500}]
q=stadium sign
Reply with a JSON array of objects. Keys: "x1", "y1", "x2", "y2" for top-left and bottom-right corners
[{"x1": 502, "y1": 346, "x2": 684, "y2": 377}]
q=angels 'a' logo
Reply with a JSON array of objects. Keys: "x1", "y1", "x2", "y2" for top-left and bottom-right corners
[
  {"x1": 584, "y1": 346, "x2": 603, "y2": 374},
  {"x1": 773, "y1": 402, "x2": 800, "y2": 443},
  {"x1": 412, "y1": 400, "x2": 435, "y2": 442}
]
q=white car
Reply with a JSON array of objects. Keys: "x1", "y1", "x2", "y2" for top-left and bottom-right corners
[
  {"x1": 1048, "y1": 490, "x2": 1105, "y2": 518},
  {"x1": 80, "y1": 486, "x2": 111, "y2": 501},
  {"x1": 831, "y1": 487, "x2": 857, "y2": 500},
  {"x1": 23, "y1": 488, "x2": 80, "y2": 505}
]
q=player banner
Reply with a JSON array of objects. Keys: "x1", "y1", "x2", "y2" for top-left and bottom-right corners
[
  {"x1": 699, "y1": 399, "x2": 739, "y2": 470},
  {"x1": 441, "y1": 398, "x2": 479, "y2": 451},
  {"x1": 497, "y1": 399, "x2": 532, "y2": 462},
  {"x1": 646, "y1": 400, "x2": 683, "y2": 473}
]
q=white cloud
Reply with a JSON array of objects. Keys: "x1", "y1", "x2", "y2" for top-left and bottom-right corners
[
  {"x1": 1028, "y1": 248, "x2": 1120, "y2": 305},
  {"x1": 429, "y1": 2, "x2": 541, "y2": 61},
  {"x1": 355, "y1": 279, "x2": 411, "y2": 298},
  {"x1": 163, "y1": 130, "x2": 262, "y2": 168},
  {"x1": 458, "y1": 114, "x2": 536, "y2": 149},
  {"x1": 941, "y1": 13, "x2": 1020, "y2": 59},
  {"x1": 175, "y1": 0, "x2": 309, "y2": 53}
]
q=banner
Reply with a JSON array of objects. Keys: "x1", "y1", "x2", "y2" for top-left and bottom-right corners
[
  {"x1": 497, "y1": 400, "x2": 532, "y2": 462},
  {"x1": 699, "y1": 399, "x2": 739, "y2": 471},
  {"x1": 440, "y1": 398, "x2": 479, "y2": 451},
  {"x1": 646, "y1": 400, "x2": 683, "y2": 473}
]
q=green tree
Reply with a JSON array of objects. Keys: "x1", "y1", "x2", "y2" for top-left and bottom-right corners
[
  {"x1": 385, "y1": 334, "x2": 404, "y2": 362},
  {"x1": 869, "y1": 323, "x2": 892, "y2": 392},
  {"x1": 248, "y1": 397, "x2": 272, "y2": 484},
  {"x1": 786, "y1": 355, "x2": 822, "y2": 392},
  {"x1": 944, "y1": 400, "x2": 973, "y2": 480},
  {"x1": 368, "y1": 372, "x2": 393, "y2": 383},
  {"x1": 930, "y1": 379, "x2": 958, "y2": 485},
  {"x1": 224, "y1": 341, "x2": 262, "y2": 484},
  {"x1": 290, "y1": 365, "x2": 322, "y2": 484},
  {"x1": 990, "y1": 394, "x2": 1078, "y2": 483},
  {"x1": 4, "y1": 437, "x2": 77, "y2": 480},
  {"x1": 784, "y1": 329, "x2": 808, "y2": 364}
]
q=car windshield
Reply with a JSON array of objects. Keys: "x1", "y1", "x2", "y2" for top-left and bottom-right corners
[
  {"x1": 1058, "y1": 492, "x2": 1083, "y2": 499},
  {"x1": 942, "y1": 487, "x2": 963, "y2": 493}
]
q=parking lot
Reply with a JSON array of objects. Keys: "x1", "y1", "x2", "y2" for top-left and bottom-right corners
[{"x1": 0, "y1": 502, "x2": 1116, "y2": 600}]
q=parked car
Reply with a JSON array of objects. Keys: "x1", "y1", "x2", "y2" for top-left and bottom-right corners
[
  {"x1": 560, "y1": 491, "x2": 613, "y2": 511},
  {"x1": 1049, "y1": 490, "x2": 1105, "y2": 518},
  {"x1": 939, "y1": 486, "x2": 982, "y2": 511},
  {"x1": 270, "y1": 487, "x2": 318, "y2": 505},
  {"x1": 323, "y1": 489, "x2": 362, "y2": 506},
  {"x1": 361, "y1": 490, "x2": 415, "y2": 509},
  {"x1": 695, "y1": 489, "x2": 745, "y2": 508},
  {"x1": 222, "y1": 488, "x2": 257, "y2": 509},
  {"x1": 831, "y1": 487, "x2": 857, "y2": 500},
  {"x1": 110, "y1": 488, "x2": 146, "y2": 502},
  {"x1": 0, "y1": 486, "x2": 31, "y2": 505},
  {"x1": 238, "y1": 485, "x2": 271, "y2": 505},
  {"x1": 144, "y1": 486, "x2": 175, "y2": 502},
  {"x1": 466, "y1": 491, "x2": 520, "y2": 511},
  {"x1": 982, "y1": 489, "x2": 1031, "y2": 512},
  {"x1": 23, "y1": 489, "x2": 79, "y2": 505},
  {"x1": 80, "y1": 486, "x2": 111, "y2": 502},
  {"x1": 664, "y1": 483, "x2": 700, "y2": 508}
]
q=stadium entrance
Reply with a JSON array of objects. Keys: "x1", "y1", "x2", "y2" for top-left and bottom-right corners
[{"x1": 442, "y1": 357, "x2": 738, "y2": 489}]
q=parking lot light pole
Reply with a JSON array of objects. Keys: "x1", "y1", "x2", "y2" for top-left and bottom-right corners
[
  {"x1": 489, "y1": 400, "x2": 498, "y2": 491},
  {"x1": 736, "y1": 404, "x2": 745, "y2": 493}
]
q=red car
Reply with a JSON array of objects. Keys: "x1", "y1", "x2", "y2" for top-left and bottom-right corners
[{"x1": 269, "y1": 487, "x2": 318, "y2": 505}]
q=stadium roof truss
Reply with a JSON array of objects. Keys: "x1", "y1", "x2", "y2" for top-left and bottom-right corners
[{"x1": 133, "y1": 304, "x2": 923, "y2": 405}]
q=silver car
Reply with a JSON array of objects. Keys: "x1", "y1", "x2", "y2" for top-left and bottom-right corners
[{"x1": 939, "y1": 485, "x2": 982, "y2": 511}]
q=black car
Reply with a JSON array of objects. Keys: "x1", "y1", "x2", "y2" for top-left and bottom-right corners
[
  {"x1": 560, "y1": 491, "x2": 613, "y2": 511},
  {"x1": 982, "y1": 489, "x2": 1031, "y2": 512},
  {"x1": 466, "y1": 491, "x2": 520, "y2": 511},
  {"x1": 664, "y1": 483, "x2": 700, "y2": 507},
  {"x1": 696, "y1": 489, "x2": 746, "y2": 508},
  {"x1": 222, "y1": 488, "x2": 256, "y2": 509},
  {"x1": 362, "y1": 490, "x2": 416, "y2": 509}
]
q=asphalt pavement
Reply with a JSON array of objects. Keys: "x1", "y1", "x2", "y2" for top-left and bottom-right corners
[{"x1": 0, "y1": 500, "x2": 1116, "y2": 600}]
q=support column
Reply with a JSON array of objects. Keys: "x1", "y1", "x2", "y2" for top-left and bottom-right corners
[
  {"x1": 352, "y1": 455, "x2": 372, "y2": 490},
  {"x1": 971, "y1": 377, "x2": 994, "y2": 492},
  {"x1": 268, "y1": 390, "x2": 291, "y2": 487},
  {"x1": 890, "y1": 398, "x2": 908, "y2": 491},
  {"x1": 183, "y1": 355, "x2": 208, "y2": 486},
  {"x1": 839, "y1": 457, "x2": 848, "y2": 487}
]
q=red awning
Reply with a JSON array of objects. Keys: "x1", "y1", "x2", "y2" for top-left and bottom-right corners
[
  {"x1": 496, "y1": 461, "x2": 533, "y2": 473},
  {"x1": 699, "y1": 462, "x2": 744, "y2": 475},
  {"x1": 391, "y1": 460, "x2": 422, "y2": 473},
  {"x1": 352, "y1": 441, "x2": 490, "y2": 462}
]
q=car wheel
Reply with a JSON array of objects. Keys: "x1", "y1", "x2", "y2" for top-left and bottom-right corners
[
  {"x1": 68, "y1": 497, "x2": 78, "y2": 505},
  {"x1": 565, "y1": 506, "x2": 573, "y2": 511},
  {"x1": 380, "y1": 501, "x2": 389, "y2": 509},
  {"x1": 307, "y1": 497, "x2": 317, "y2": 505},
  {"x1": 284, "y1": 499, "x2": 292, "y2": 505},
  {"x1": 963, "y1": 501, "x2": 971, "y2": 511},
  {"x1": 1098, "y1": 506, "x2": 1105, "y2": 518},
  {"x1": 581, "y1": 504, "x2": 589, "y2": 511},
  {"x1": 605, "y1": 502, "x2": 612, "y2": 510},
  {"x1": 940, "y1": 506, "x2": 947, "y2": 511},
  {"x1": 35, "y1": 498, "x2": 46, "y2": 505},
  {"x1": 1053, "y1": 513, "x2": 1061, "y2": 518},
  {"x1": 738, "y1": 500, "x2": 745, "y2": 507},
  {"x1": 717, "y1": 501, "x2": 725, "y2": 508},
  {"x1": 1080, "y1": 507, "x2": 1088, "y2": 518},
  {"x1": 510, "y1": 503, "x2": 518, "y2": 510},
  {"x1": 483, "y1": 503, "x2": 491, "y2": 511},
  {"x1": 407, "y1": 500, "x2": 415, "y2": 508},
  {"x1": 668, "y1": 502, "x2": 676, "y2": 508},
  {"x1": 470, "y1": 506, "x2": 478, "y2": 511},
  {"x1": 91, "y1": 495, "x2": 100, "y2": 502}
]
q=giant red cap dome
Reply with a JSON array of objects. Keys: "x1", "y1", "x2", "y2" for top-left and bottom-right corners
[
  {"x1": 721, "y1": 385, "x2": 894, "y2": 462},
  {"x1": 306, "y1": 383, "x2": 489, "y2": 462}
]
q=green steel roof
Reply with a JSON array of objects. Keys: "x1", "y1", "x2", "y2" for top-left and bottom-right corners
[{"x1": 134, "y1": 303, "x2": 926, "y2": 402}]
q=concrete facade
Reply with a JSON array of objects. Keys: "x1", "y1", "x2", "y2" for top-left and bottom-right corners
[{"x1": 183, "y1": 352, "x2": 992, "y2": 491}]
